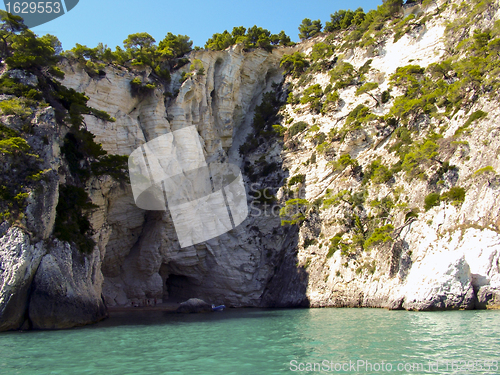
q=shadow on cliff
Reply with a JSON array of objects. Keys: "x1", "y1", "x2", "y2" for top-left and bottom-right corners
[
  {"x1": 237, "y1": 83, "x2": 310, "y2": 308},
  {"x1": 259, "y1": 225, "x2": 310, "y2": 308},
  {"x1": 155, "y1": 80, "x2": 310, "y2": 309},
  {"x1": 90, "y1": 308, "x2": 306, "y2": 329}
]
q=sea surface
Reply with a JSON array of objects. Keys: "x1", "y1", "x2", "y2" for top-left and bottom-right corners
[{"x1": 1, "y1": 308, "x2": 499, "y2": 374}]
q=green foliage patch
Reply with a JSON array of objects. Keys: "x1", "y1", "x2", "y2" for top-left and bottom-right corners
[
  {"x1": 0, "y1": 76, "x2": 43, "y2": 100},
  {"x1": 356, "y1": 82, "x2": 379, "y2": 97},
  {"x1": 440, "y1": 187, "x2": 466, "y2": 205},
  {"x1": 327, "y1": 232, "x2": 345, "y2": 258},
  {"x1": 401, "y1": 140, "x2": 439, "y2": 178},
  {"x1": 474, "y1": 166, "x2": 496, "y2": 177},
  {"x1": 280, "y1": 52, "x2": 309, "y2": 78},
  {"x1": 130, "y1": 77, "x2": 157, "y2": 97},
  {"x1": 300, "y1": 84, "x2": 323, "y2": 113},
  {"x1": 288, "y1": 121, "x2": 308, "y2": 137},
  {"x1": 0, "y1": 97, "x2": 33, "y2": 118},
  {"x1": 322, "y1": 91, "x2": 340, "y2": 113},
  {"x1": 330, "y1": 61, "x2": 356, "y2": 89},
  {"x1": 424, "y1": 187, "x2": 466, "y2": 211},
  {"x1": 364, "y1": 224, "x2": 394, "y2": 249},
  {"x1": 310, "y1": 42, "x2": 335, "y2": 61},
  {"x1": 455, "y1": 110, "x2": 488, "y2": 136},
  {"x1": 325, "y1": 8, "x2": 366, "y2": 32},
  {"x1": 298, "y1": 18, "x2": 323, "y2": 40},
  {"x1": 280, "y1": 198, "x2": 310, "y2": 226},
  {"x1": 205, "y1": 26, "x2": 292, "y2": 51},
  {"x1": 288, "y1": 174, "x2": 306, "y2": 186},
  {"x1": 328, "y1": 153, "x2": 358, "y2": 173},
  {"x1": 53, "y1": 185, "x2": 97, "y2": 254},
  {"x1": 363, "y1": 159, "x2": 393, "y2": 185}
]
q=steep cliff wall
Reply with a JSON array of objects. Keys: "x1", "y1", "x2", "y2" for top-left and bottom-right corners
[
  {"x1": 2, "y1": 0, "x2": 500, "y2": 332},
  {"x1": 272, "y1": 0, "x2": 500, "y2": 309},
  {"x1": 60, "y1": 44, "x2": 296, "y2": 308}
]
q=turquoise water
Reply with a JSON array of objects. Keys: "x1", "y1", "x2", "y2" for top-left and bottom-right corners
[{"x1": 1, "y1": 308, "x2": 499, "y2": 374}]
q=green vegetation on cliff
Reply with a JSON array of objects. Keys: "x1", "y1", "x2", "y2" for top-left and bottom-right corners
[
  {"x1": 63, "y1": 31, "x2": 194, "y2": 93},
  {"x1": 0, "y1": 11, "x2": 127, "y2": 252},
  {"x1": 205, "y1": 26, "x2": 293, "y2": 51}
]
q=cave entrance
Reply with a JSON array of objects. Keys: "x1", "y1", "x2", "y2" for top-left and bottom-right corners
[{"x1": 165, "y1": 274, "x2": 198, "y2": 302}]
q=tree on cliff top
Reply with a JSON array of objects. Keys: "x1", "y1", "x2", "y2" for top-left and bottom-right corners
[
  {"x1": 298, "y1": 18, "x2": 323, "y2": 40},
  {"x1": 324, "y1": 8, "x2": 366, "y2": 32},
  {"x1": 0, "y1": 11, "x2": 60, "y2": 71},
  {"x1": 157, "y1": 32, "x2": 193, "y2": 59},
  {"x1": 64, "y1": 32, "x2": 193, "y2": 83},
  {"x1": 0, "y1": 10, "x2": 27, "y2": 58},
  {"x1": 204, "y1": 26, "x2": 293, "y2": 51},
  {"x1": 381, "y1": 0, "x2": 404, "y2": 17},
  {"x1": 123, "y1": 32, "x2": 156, "y2": 66}
]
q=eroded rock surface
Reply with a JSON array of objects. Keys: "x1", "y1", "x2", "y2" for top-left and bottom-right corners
[{"x1": 2, "y1": 0, "x2": 500, "y2": 333}]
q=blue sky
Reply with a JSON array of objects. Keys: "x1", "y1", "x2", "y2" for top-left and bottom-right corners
[{"x1": 1, "y1": 0, "x2": 383, "y2": 51}]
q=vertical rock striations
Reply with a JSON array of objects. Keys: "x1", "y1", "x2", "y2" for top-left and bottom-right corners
[{"x1": 2, "y1": 0, "x2": 500, "y2": 332}]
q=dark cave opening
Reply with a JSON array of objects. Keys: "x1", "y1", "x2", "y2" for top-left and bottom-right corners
[{"x1": 165, "y1": 274, "x2": 198, "y2": 302}]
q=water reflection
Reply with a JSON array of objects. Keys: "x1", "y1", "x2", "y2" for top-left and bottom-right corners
[{"x1": 0, "y1": 309, "x2": 499, "y2": 375}]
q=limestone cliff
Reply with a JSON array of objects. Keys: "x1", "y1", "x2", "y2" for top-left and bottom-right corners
[
  {"x1": 57, "y1": 44, "x2": 297, "y2": 310},
  {"x1": 1, "y1": 0, "x2": 500, "y2": 331}
]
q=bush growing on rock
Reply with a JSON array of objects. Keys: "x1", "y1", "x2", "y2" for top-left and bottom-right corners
[
  {"x1": 440, "y1": 187, "x2": 466, "y2": 206},
  {"x1": 129, "y1": 77, "x2": 156, "y2": 97},
  {"x1": 381, "y1": 90, "x2": 391, "y2": 103},
  {"x1": 473, "y1": 166, "x2": 496, "y2": 177},
  {"x1": 356, "y1": 82, "x2": 380, "y2": 105},
  {"x1": 342, "y1": 105, "x2": 378, "y2": 138},
  {"x1": 310, "y1": 42, "x2": 335, "y2": 61},
  {"x1": 393, "y1": 14, "x2": 416, "y2": 42},
  {"x1": 321, "y1": 91, "x2": 340, "y2": 113},
  {"x1": 424, "y1": 192, "x2": 441, "y2": 211},
  {"x1": 401, "y1": 139, "x2": 439, "y2": 178},
  {"x1": 328, "y1": 154, "x2": 358, "y2": 172},
  {"x1": 0, "y1": 136, "x2": 30, "y2": 155},
  {"x1": 363, "y1": 159, "x2": 393, "y2": 184},
  {"x1": 288, "y1": 174, "x2": 306, "y2": 186},
  {"x1": 455, "y1": 110, "x2": 488, "y2": 137},
  {"x1": 0, "y1": 97, "x2": 33, "y2": 118},
  {"x1": 280, "y1": 52, "x2": 309, "y2": 78},
  {"x1": 0, "y1": 76, "x2": 43, "y2": 100},
  {"x1": 189, "y1": 59, "x2": 205, "y2": 75},
  {"x1": 272, "y1": 124, "x2": 287, "y2": 137},
  {"x1": 288, "y1": 121, "x2": 308, "y2": 137},
  {"x1": 280, "y1": 198, "x2": 310, "y2": 225},
  {"x1": 364, "y1": 224, "x2": 394, "y2": 249},
  {"x1": 330, "y1": 61, "x2": 356, "y2": 89},
  {"x1": 300, "y1": 84, "x2": 323, "y2": 113}
]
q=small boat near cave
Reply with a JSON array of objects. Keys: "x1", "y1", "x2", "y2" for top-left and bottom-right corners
[{"x1": 212, "y1": 304, "x2": 226, "y2": 311}]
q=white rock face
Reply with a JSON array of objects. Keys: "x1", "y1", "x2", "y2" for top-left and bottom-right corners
[
  {"x1": 0, "y1": 228, "x2": 46, "y2": 330},
  {"x1": 60, "y1": 45, "x2": 292, "y2": 307},
  {"x1": 0, "y1": 87, "x2": 109, "y2": 330},
  {"x1": 400, "y1": 252, "x2": 474, "y2": 310},
  {"x1": 268, "y1": 0, "x2": 500, "y2": 310},
  {"x1": 29, "y1": 240, "x2": 107, "y2": 329},
  {"x1": 3, "y1": 0, "x2": 496, "y2": 321},
  {"x1": 55, "y1": 3, "x2": 500, "y2": 311}
]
